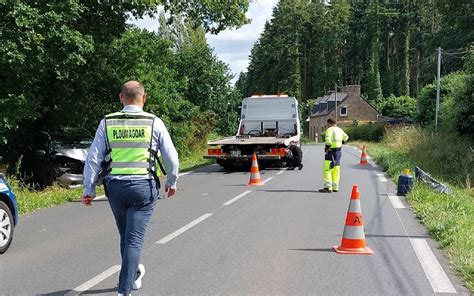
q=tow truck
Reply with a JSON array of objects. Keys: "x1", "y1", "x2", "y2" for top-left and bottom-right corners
[{"x1": 204, "y1": 94, "x2": 301, "y2": 169}]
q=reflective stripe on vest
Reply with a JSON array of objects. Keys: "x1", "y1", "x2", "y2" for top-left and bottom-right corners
[
  {"x1": 105, "y1": 112, "x2": 155, "y2": 175},
  {"x1": 325, "y1": 126, "x2": 348, "y2": 149}
]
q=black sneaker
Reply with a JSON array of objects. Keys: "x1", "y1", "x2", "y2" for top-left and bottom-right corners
[
  {"x1": 318, "y1": 188, "x2": 332, "y2": 193},
  {"x1": 298, "y1": 164, "x2": 303, "y2": 170},
  {"x1": 333, "y1": 189, "x2": 339, "y2": 192}
]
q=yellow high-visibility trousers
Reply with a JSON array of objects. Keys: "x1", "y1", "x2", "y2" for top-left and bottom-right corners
[
  {"x1": 323, "y1": 149, "x2": 342, "y2": 190},
  {"x1": 323, "y1": 161, "x2": 340, "y2": 190}
]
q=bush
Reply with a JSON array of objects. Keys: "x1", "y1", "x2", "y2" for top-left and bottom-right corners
[
  {"x1": 345, "y1": 123, "x2": 385, "y2": 142},
  {"x1": 379, "y1": 95, "x2": 417, "y2": 118}
]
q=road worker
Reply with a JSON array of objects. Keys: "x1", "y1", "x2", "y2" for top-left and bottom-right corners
[
  {"x1": 82, "y1": 80, "x2": 179, "y2": 296},
  {"x1": 288, "y1": 142, "x2": 303, "y2": 170},
  {"x1": 318, "y1": 118, "x2": 348, "y2": 193}
]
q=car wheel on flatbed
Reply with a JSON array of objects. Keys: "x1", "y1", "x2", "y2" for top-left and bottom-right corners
[{"x1": 0, "y1": 200, "x2": 14, "y2": 254}]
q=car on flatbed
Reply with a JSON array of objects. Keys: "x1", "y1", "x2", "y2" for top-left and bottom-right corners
[{"x1": 204, "y1": 94, "x2": 301, "y2": 169}]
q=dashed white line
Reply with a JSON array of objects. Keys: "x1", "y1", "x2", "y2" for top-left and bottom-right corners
[
  {"x1": 94, "y1": 195, "x2": 106, "y2": 201},
  {"x1": 376, "y1": 173, "x2": 388, "y2": 182},
  {"x1": 276, "y1": 169, "x2": 286, "y2": 176},
  {"x1": 410, "y1": 238, "x2": 457, "y2": 294},
  {"x1": 156, "y1": 213, "x2": 213, "y2": 244},
  {"x1": 223, "y1": 190, "x2": 252, "y2": 206},
  {"x1": 388, "y1": 195, "x2": 405, "y2": 209},
  {"x1": 179, "y1": 171, "x2": 192, "y2": 177},
  {"x1": 68, "y1": 265, "x2": 121, "y2": 294},
  {"x1": 262, "y1": 177, "x2": 274, "y2": 184}
]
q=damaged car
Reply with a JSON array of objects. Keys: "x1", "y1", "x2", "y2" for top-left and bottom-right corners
[{"x1": 20, "y1": 132, "x2": 91, "y2": 188}]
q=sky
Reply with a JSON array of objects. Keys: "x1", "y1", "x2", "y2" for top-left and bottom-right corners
[{"x1": 130, "y1": 0, "x2": 279, "y2": 84}]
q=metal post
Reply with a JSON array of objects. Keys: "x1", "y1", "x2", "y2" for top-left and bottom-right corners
[
  {"x1": 335, "y1": 84, "x2": 338, "y2": 122},
  {"x1": 435, "y1": 47, "x2": 441, "y2": 130}
]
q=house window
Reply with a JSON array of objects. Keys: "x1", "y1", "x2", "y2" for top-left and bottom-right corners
[{"x1": 340, "y1": 106, "x2": 348, "y2": 117}]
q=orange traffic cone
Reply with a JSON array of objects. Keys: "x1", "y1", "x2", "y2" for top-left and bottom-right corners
[
  {"x1": 248, "y1": 153, "x2": 263, "y2": 186},
  {"x1": 359, "y1": 145, "x2": 368, "y2": 165},
  {"x1": 333, "y1": 185, "x2": 374, "y2": 255}
]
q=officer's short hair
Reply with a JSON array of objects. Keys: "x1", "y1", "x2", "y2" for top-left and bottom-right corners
[
  {"x1": 327, "y1": 118, "x2": 337, "y2": 125},
  {"x1": 121, "y1": 81, "x2": 145, "y2": 101}
]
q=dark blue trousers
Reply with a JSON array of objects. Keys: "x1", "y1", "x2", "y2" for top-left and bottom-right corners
[{"x1": 105, "y1": 179, "x2": 158, "y2": 294}]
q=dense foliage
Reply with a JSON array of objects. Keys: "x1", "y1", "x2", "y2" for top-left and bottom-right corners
[
  {"x1": 236, "y1": 0, "x2": 472, "y2": 135},
  {"x1": 344, "y1": 123, "x2": 385, "y2": 142},
  {"x1": 379, "y1": 95, "x2": 417, "y2": 119},
  {"x1": 0, "y1": 1, "x2": 249, "y2": 166}
]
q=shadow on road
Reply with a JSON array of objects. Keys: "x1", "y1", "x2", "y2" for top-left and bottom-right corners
[
  {"x1": 42, "y1": 287, "x2": 117, "y2": 295},
  {"x1": 82, "y1": 287, "x2": 117, "y2": 294},
  {"x1": 350, "y1": 164, "x2": 375, "y2": 170},
  {"x1": 365, "y1": 234, "x2": 429, "y2": 239},
  {"x1": 185, "y1": 164, "x2": 287, "y2": 175},
  {"x1": 257, "y1": 189, "x2": 327, "y2": 194},
  {"x1": 288, "y1": 248, "x2": 334, "y2": 252},
  {"x1": 41, "y1": 290, "x2": 71, "y2": 296}
]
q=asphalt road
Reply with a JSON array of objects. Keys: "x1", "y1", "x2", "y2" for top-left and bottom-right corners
[{"x1": 0, "y1": 145, "x2": 469, "y2": 295}]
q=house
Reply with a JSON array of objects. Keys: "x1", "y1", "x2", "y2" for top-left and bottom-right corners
[{"x1": 309, "y1": 85, "x2": 380, "y2": 141}]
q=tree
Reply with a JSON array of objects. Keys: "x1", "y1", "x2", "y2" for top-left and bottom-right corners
[{"x1": 0, "y1": 1, "x2": 250, "y2": 164}]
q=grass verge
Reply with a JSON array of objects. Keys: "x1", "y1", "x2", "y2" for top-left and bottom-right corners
[
  {"x1": 352, "y1": 130, "x2": 473, "y2": 291},
  {"x1": 9, "y1": 180, "x2": 105, "y2": 215}
]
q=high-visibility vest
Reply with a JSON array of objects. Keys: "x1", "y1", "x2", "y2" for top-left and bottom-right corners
[
  {"x1": 325, "y1": 126, "x2": 349, "y2": 149},
  {"x1": 105, "y1": 111, "x2": 155, "y2": 175}
]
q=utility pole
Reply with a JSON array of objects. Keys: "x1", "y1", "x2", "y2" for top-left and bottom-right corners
[
  {"x1": 334, "y1": 83, "x2": 339, "y2": 122},
  {"x1": 435, "y1": 47, "x2": 441, "y2": 130}
]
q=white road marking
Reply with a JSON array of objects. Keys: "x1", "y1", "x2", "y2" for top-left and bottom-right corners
[
  {"x1": 370, "y1": 154, "x2": 456, "y2": 294},
  {"x1": 179, "y1": 171, "x2": 191, "y2": 177},
  {"x1": 376, "y1": 173, "x2": 388, "y2": 182},
  {"x1": 262, "y1": 177, "x2": 274, "y2": 184},
  {"x1": 388, "y1": 195, "x2": 405, "y2": 209},
  {"x1": 156, "y1": 213, "x2": 213, "y2": 244},
  {"x1": 276, "y1": 169, "x2": 286, "y2": 176},
  {"x1": 68, "y1": 265, "x2": 121, "y2": 294},
  {"x1": 93, "y1": 195, "x2": 106, "y2": 201},
  {"x1": 410, "y1": 238, "x2": 457, "y2": 294},
  {"x1": 223, "y1": 190, "x2": 252, "y2": 206}
]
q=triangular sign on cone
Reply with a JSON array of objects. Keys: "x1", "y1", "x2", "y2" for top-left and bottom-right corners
[
  {"x1": 248, "y1": 153, "x2": 263, "y2": 186},
  {"x1": 333, "y1": 185, "x2": 374, "y2": 255},
  {"x1": 360, "y1": 145, "x2": 368, "y2": 165}
]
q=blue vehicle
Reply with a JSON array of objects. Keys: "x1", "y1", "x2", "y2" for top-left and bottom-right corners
[{"x1": 0, "y1": 173, "x2": 18, "y2": 254}]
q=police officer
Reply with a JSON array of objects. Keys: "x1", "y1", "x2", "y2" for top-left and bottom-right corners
[
  {"x1": 318, "y1": 118, "x2": 348, "y2": 193},
  {"x1": 82, "y1": 80, "x2": 179, "y2": 296}
]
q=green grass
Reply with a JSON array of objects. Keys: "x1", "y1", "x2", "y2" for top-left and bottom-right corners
[
  {"x1": 8, "y1": 179, "x2": 105, "y2": 214},
  {"x1": 352, "y1": 126, "x2": 474, "y2": 292},
  {"x1": 180, "y1": 148, "x2": 213, "y2": 172}
]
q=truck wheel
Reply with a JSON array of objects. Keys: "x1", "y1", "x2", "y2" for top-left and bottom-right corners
[{"x1": 0, "y1": 201, "x2": 14, "y2": 254}]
